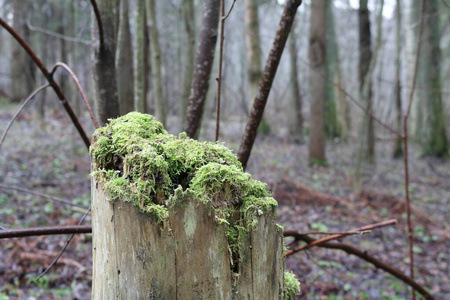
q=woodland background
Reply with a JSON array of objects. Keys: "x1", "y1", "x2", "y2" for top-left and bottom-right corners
[{"x1": 0, "y1": 0, "x2": 449, "y2": 299}]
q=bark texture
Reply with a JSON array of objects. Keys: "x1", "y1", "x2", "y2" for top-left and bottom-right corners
[
  {"x1": 308, "y1": 0, "x2": 327, "y2": 165},
  {"x1": 184, "y1": 0, "x2": 221, "y2": 138},
  {"x1": 237, "y1": 0, "x2": 303, "y2": 170},
  {"x1": 288, "y1": 32, "x2": 303, "y2": 141},
  {"x1": 91, "y1": 0, "x2": 120, "y2": 125},
  {"x1": 91, "y1": 179, "x2": 284, "y2": 299},
  {"x1": 146, "y1": 0, "x2": 167, "y2": 126}
]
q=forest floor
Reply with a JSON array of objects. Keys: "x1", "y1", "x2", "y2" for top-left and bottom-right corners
[{"x1": 0, "y1": 108, "x2": 449, "y2": 300}]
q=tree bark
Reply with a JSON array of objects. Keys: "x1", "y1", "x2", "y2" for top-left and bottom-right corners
[
  {"x1": 237, "y1": 0, "x2": 303, "y2": 170},
  {"x1": 308, "y1": 0, "x2": 327, "y2": 165},
  {"x1": 184, "y1": 0, "x2": 221, "y2": 138},
  {"x1": 146, "y1": 0, "x2": 167, "y2": 126},
  {"x1": 116, "y1": 0, "x2": 134, "y2": 115},
  {"x1": 91, "y1": 0, "x2": 120, "y2": 125}
]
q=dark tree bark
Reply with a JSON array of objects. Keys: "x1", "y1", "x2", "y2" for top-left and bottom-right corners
[
  {"x1": 184, "y1": 0, "x2": 221, "y2": 139},
  {"x1": 237, "y1": 0, "x2": 303, "y2": 170},
  {"x1": 91, "y1": 0, "x2": 120, "y2": 125}
]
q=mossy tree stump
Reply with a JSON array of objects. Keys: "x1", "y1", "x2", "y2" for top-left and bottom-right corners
[{"x1": 90, "y1": 113, "x2": 297, "y2": 299}]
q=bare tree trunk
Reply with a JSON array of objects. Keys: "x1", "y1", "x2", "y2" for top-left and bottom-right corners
[
  {"x1": 237, "y1": 0, "x2": 303, "y2": 170},
  {"x1": 412, "y1": 0, "x2": 448, "y2": 156},
  {"x1": 308, "y1": 0, "x2": 327, "y2": 165},
  {"x1": 133, "y1": 0, "x2": 146, "y2": 113},
  {"x1": 180, "y1": 0, "x2": 196, "y2": 129},
  {"x1": 393, "y1": 0, "x2": 403, "y2": 158},
  {"x1": 288, "y1": 32, "x2": 303, "y2": 142},
  {"x1": 116, "y1": 0, "x2": 134, "y2": 115},
  {"x1": 243, "y1": 0, "x2": 270, "y2": 134},
  {"x1": 146, "y1": 0, "x2": 167, "y2": 126},
  {"x1": 184, "y1": 0, "x2": 221, "y2": 138},
  {"x1": 91, "y1": 0, "x2": 120, "y2": 125},
  {"x1": 10, "y1": 0, "x2": 35, "y2": 103}
]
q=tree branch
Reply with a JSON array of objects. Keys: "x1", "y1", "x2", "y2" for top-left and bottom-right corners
[
  {"x1": 237, "y1": 0, "x2": 302, "y2": 170},
  {"x1": 0, "y1": 225, "x2": 92, "y2": 239}
]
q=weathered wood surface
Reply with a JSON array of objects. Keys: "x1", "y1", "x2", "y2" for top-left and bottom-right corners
[{"x1": 92, "y1": 178, "x2": 284, "y2": 299}]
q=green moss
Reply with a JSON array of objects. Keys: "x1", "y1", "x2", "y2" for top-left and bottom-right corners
[
  {"x1": 90, "y1": 112, "x2": 278, "y2": 247},
  {"x1": 283, "y1": 271, "x2": 301, "y2": 300}
]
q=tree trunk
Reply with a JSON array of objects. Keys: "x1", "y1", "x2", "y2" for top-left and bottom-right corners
[
  {"x1": 133, "y1": 0, "x2": 147, "y2": 113},
  {"x1": 10, "y1": 0, "x2": 35, "y2": 103},
  {"x1": 411, "y1": 0, "x2": 448, "y2": 156},
  {"x1": 180, "y1": 0, "x2": 196, "y2": 130},
  {"x1": 91, "y1": 0, "x2": 120, "y2": 125},
  {"x1": 287, "y1": 31, "x2": 303, "y2": 142},
  {"x1": 91, "y1": 113, "x2": 287, "y2": 299},
  {"x1": 392, "y1": 0, "x2": 403, "y2": 158},
  {"x1": 244, "y1": 0, "x2": 270, "y2": 135},
  {"x1": 116, "y1": 0, "x2": 134, "y2": 115},
  {"x1": 324, "y1": 1, "x2": 341, "y2": 139},
  {"x1": 146, "y1": 0, "x2": 167, "y2": 126},
  {"x1": 184, "y1": 0, "x2": 221, "y2": 139},
  {"x1": 308, "y1": 0, "x2": 327, "y2": 165}
]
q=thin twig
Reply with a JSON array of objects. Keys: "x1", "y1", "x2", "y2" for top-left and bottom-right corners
[
  {"x1": 284, "y1": 232, "x2": 435, "y2": 300},
  {"x1": 89, "y1": 0, "x2": 104, "y2": 46},
  {"x1": 0, "y1": 84, "x2": 50, "y2": 151},
  {"x1": 403, "y1": 2, "x2": 427, "y2": 298},
  {"x1": 285, "y1": 219, "x2": 396, "y2": 256},
  {"x1": 0, "y1": 183, "x2": 89, "y2": 210},
  {"x1": 50, "y1": 62, "x2": 99, "y2": 128},
  {"x1": 222, "y1": 0, "x2": 237, "y2": 20},
  {"x1": 26, "y1": 21, "x2": 91, "y2": 45},
  {"x1": 0, "y1": 225, "x2": 91, "y2": 239},
  {"x1": 215, "y1": 0, "x2": 226, "y2": 141},
  {"x1": 36, "y1": 206, "x2": 91, "y2": 281},
  {"x1": 0, "y1": 18, "x2": 90, "y2": 148}
]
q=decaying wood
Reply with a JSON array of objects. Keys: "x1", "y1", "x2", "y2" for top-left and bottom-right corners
[{"x1": 92, "y1": 179, "x2": 284, "y2": 299}]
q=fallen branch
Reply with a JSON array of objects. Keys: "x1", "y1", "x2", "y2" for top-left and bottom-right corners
[
  {"x1": 0, "y1": 225, "x2": 92, "y2": 239},
  {"x1": 285, "y1": 219, "x2": 396, "y2": 256},
  {"x1": 284, "y1": 231, "x2": 434, "y2": 300}
]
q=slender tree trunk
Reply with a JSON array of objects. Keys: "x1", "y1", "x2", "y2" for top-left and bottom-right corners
[
  {"x1": 146, "y1": 0, "x2": 167, "y2": 126},
  {"x1": 244, "y1": 0, "x2": 270, "y2": 135},
  {"x1": 91, "y1": 0, "x2": 120, "y2": 125},
  {"x1": 133, "y1": 0, "x2": 146, "y2": 113},
  {"x1": 357, "y1": 0, "x2": 376, "y2": 165},
  {"x1": 184, "y1": 0, "x2": 221, "y2": 138},
  {"x1": 287, "y1": 32, "x2": 303, "y2": 142},
  {"x1": 180, "y1": 0, "x2": 196, "y2": 129},
  {"x1": 411, "y1": 0, "x2": 448, "y2": 156},
  {"x1": 237, "y1": 0, "x2": 303, "y2": 170},
  {"x1": 324, "y1": 1, "x2": 341, "y2": 139},
  {"x1": 116, "y1": 0, "x2": 134, "y2": 115},
  {"x1": 308, "y1": 0, "x2": 327, "y2": 165},
  {"x1": 393, "y1": 0, "x2": 403, "y2": 158}
]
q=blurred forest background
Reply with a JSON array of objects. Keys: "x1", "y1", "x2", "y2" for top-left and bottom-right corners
[{"x1": 0, "y1": 0, "x2": 449, "y2": 299}]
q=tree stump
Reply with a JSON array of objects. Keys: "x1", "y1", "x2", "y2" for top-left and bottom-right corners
[{"x1": 90, "y1": 112, "x2": 296, "y2": 299}]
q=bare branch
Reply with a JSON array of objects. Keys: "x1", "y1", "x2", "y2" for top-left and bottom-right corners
[
  {"x1": 0, "y1": 18, "x2": 90, "y2": 148},
  {"x1": 50, "y1": 62, "x2": 99, "y2": 129},
  {"x1": 0, "y1": 225, "x2": 91, "y2": 239},
  {"x1": 284, "y1": 232, "x2": 435, "y2": 300},
  {"x1": 0, "y1": 84, "x2": 50, "y2": 151},
  {"x1": 26, "y1": 21, "x2": 91, "y2": 45},
  {"x1": 89, "y1": 0, "x2": 104, "y2": 46},
  {"x1": 222, "y1": 0, "x2": 237, "y2": 20}
]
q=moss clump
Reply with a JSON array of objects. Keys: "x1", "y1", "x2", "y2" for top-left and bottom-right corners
[
  {"x1": 90, "y1": 112, "x2": 276, "y2": 227},
  {"x1": 283, "y1": 271, "x2": 301, "y2": 300}
]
